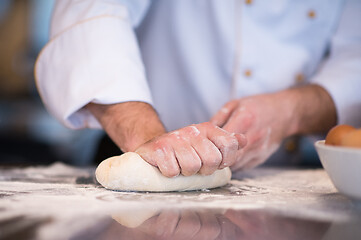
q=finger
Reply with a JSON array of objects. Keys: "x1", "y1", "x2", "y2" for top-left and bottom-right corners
[
  {"x1": 222, "y1": 108, "x2": 255, "y2": 134},
  {"x1": 231, "y1": 136, "x2": 268, "y2": 171},
  {"x1": 231, "y1": 143, "x2": 261, "y2": 171},
  {"x1": 210, "y1": 101, "x2": 238, "y2": 127},
  {"x1": 173, "y1": 211, "x2": 201, "y2": 240},
  {"x1": 233, "y1": 128, "x2": 278, "y2": 170},
  {"x1": 135, "y1": 145, "x2": 158, "y2": 167},
  {"x1": 219, "y1": 133, "x2": 250, "y2": 171},
  {"x1": 217, "y1": 133, "x2": 247, "y2": 170},
  {"x1": 224, "y1": 210, "x2": 259, "y2": 235},
  {"x1": 137, "y1": 141, "x2": 181, "y2": 178},
  {"x1": 175, "y1": 124, "x2": 222, "y2": 175},
  {"x1": 217, "y1": 215, "x2": 240, "y2": 240},
  {"x1": 193, "y1": 212, "x2": 221, "y2": 240},
  {"x1": 156, "y1": 146, "x2": 181, "y2": 177},
  {"x1": 240, "y1": 144, "x2": 279, "y2": 170},
  {"x1": 155, "y1": 210, "x2": 180, "y2": 239},
  {"x1": 173, "y1": 140, "x2": 202, "y2": 176},
  {"x1": 204, "y1": 125, "x2": 240, "y2": 169},
  {"x1": 191, "y1": 137, "x2": 222, "y2": 176}
]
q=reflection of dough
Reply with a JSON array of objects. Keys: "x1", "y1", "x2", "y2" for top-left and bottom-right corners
[
  {"x1": 96, "y1": 152, "x2": 232, "y2": 192},
  {"x1": 112, "y1": 208, "x2": 159, "y2": 228},
  {"x1": 112, "y1": 208, "x2": 227, "y2": 228}
]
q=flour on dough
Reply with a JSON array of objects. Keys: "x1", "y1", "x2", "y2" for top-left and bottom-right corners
[{"x1": 95, "y1": 152, "x2": 231, "y2": 192}]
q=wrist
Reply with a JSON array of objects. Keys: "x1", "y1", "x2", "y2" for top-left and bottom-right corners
[
  {"x1": 280, "y1": 84, "x2": 337, "y2": 136},
  {"x1": 273, "y1": 89, "x2": 300, "y2": 137},
  {"x1": 87, "y1": 101, "x2": 166, "y2": 152}
]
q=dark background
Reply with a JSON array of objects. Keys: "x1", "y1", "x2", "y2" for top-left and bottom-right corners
[{"x1": 0, "y1": 0, "x2": 102, "y2": 166}]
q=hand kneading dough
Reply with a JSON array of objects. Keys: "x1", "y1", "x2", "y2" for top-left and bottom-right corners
[{"x1": 95, "y1": 152, "x2": 231, "y2": 192}]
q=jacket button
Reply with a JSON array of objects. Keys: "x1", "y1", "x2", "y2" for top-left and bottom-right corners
[
  {"x1": 296, "y1": 73, "x2": 305, "y2": 84},
  {"x1": 245, "y1": 0, "x2": 253, "y2": 5},
  {"x1": 244, "y1": 69, "x2": 252, "y2": 78},
  {"x1": 308, "y1": 10, "x2": 316, "y2": 19}
]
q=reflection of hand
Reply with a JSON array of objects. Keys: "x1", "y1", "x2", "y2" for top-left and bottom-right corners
[
  {"x1": 224, "y1": 209, "x2": 330, "y2": 240},
  {"x1": 136, "y1": 122, "x2": 246, "y2": 177},
  {"x1": 100, "y1": 209, "x2": 330, "y2": 240},
  {"x1": 117, "y1": 209, "x2": 241, "y2": 240},
  {"x1": 141, "y1": 210, "x2": 221, "y2": 240}
]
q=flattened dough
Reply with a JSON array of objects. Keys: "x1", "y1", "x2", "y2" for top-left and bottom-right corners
[{"x1": 95, "y1": 152, "x2": 231, "y2": 192}]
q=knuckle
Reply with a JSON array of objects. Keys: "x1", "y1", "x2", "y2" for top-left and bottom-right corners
[
  {"x1": 183, "y1": 125, "x2": 201, "y2": 137},
  {"x1": 241, "y1": 112, "x2": 255, "y2": 127},
  {"x1": 203, "y1": 156, "x2": 222, "y2": 168},
  {"x1": 217, "y1": 136, "x2": 238, "y2": 152},
  {"x1": 188, "y1": 160, "x2": 202, "y2": 172},
  {"x1": 169, "y1": 133, "x2": 182, "y2": 142},
  {"x1": 164, "y1": 166, "x2": 180, "y2": 178},
  {"x1": 228, "y1": 134, "x2": 239, "y2": 147},
  {"x1": 168, "y1": 130, "x2": 181, "y2": 140},
  {"x1": 181, "y1": 161, "x2": 201, "y2": 176},
  {"x1": 153, "y1": 138, "x2": 167, "y2": 149},
  {"x1": 154, "y1": 149, "x2": 180, "y2": 177}
]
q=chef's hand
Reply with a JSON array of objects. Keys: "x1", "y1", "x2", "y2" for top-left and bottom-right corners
[
  {"x1": 224, "y1": 209, "x2": 330, "y2": 240},
  {"x1": 136, "y1": 122, "x2": 247, "y2": 177},
  {"x1": 138, "y1": 210, "x2": 226, "y2": 240},
  {"x1": 211, "y1": 85, "x2": 337, "y2": 170},
  {"x1": 210, "y1": 94, "x2": 287, "y2": 170},
  {"x1": 121, "y1": 209, "x2": 240, "y2": 240},
  {"x1": 87, "y1": 102, "x2": 246, "y2": 177}
]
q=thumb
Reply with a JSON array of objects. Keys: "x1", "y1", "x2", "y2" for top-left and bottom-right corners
[{"x1": 210, "y1": 101, "x2": 238, "y2": 127}]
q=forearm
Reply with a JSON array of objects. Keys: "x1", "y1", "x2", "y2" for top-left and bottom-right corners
[
  {"x1": 86, "y1": 101, "x2": 166, "y2": 152},
  {"x1": 285, "y1": 84, "x2": 337, "y2": 136}
]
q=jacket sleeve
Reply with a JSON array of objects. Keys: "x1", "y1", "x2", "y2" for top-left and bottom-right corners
[
  {"x1": 311, "y1": 0, "x2": 361, "y2": 127},
  {"x1": 35, "y1": 0, "x2": 152, "y2": 129}
]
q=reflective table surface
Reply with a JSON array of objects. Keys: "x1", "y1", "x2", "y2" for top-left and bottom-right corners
[{"x1": 0, "y1": 163, "x2": 360, "y2": 240}]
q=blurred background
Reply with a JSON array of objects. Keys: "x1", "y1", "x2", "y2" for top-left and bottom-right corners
[{"x1": 0, "y1": 0, "x2": 102, "y2": 166}]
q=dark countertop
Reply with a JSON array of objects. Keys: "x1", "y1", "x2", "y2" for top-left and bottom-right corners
[{"x1": 0, "y1": 163, "x2": 360, "y2": 240}]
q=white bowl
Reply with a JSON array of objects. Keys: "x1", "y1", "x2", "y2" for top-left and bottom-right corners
[{"x1": 315, "y1": 140, "x2": 361, "y2": 200}]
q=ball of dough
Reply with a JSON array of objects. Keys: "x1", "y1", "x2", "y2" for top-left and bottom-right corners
[{"x1": 95, "y1": 152, "x2": 232, "y2": 192}]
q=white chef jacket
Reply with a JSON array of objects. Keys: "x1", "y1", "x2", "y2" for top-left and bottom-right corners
[{"x1": 35, "y1": 0, "x2": 361, "y2": 132}]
